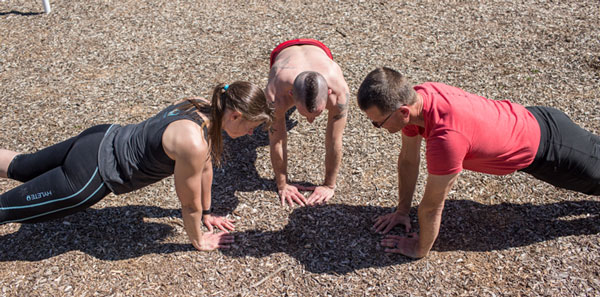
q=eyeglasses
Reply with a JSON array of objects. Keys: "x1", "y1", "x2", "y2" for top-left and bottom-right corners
[{"x1": 371, "y1": 110, "x2": 395, "y2": 128}]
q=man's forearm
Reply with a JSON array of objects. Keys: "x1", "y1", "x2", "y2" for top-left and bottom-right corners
[
  {"x1": 269, "y1": 121, "x2": 288, "y2": 188},
  {"x1": 416, "y1": 200, "x2": 445, "y2": 257},
  {"x1": 414, "y1": 173, "x2": 458, "y2": 257},
  {"x1": 270, "y1": 146, "x2": 287, "y2": 187},
  {"x1": 324, "y1": 112, "x2": 346, "y2": 188},
  {"x1": 323, "y1": 137, "x2": 342, "y2": 188},
  {"x1": 396, "y1": 159, "x2": 419, "y2": 214}
]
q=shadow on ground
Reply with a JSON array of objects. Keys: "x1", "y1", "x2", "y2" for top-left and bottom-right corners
[
  {"x1": 223, "y1": 199, "x2": 600, "y2": 273},
  {"x1": 2, "y1": 198, "x2": 598, "y2": 273},
  {"x1": 435, "y1": 199, "x2": 600, "y2": 252},
  {"x1": 0, "y1": 11, "x2": 44, "y2": 16},
  {"x1": 223, "y1": 204, "x2": 416, "y2": 274},
  {"x1": 0, "y1": 205, "x2": 193, "y2": 261}
]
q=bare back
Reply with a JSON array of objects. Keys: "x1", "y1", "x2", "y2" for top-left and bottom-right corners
[{"x1": 266, "y1": 45, "x2": 349, "y2": 115}]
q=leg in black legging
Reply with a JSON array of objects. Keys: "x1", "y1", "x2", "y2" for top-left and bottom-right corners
[
  {"x1": 6, "y1": 133, "x2": 79, "y2": 182},
  {"x1": 0, "y1": 125, "x2": 113, "y2": 223}
]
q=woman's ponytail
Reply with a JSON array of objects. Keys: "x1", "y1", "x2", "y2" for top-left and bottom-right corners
[{"x1": 209, "y1": 83, "x2": 228, "y2": 166}]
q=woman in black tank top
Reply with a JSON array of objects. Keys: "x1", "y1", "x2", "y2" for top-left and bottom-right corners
[{"x1": 0, "y1": 81, "x2": 273, "y2": 252}]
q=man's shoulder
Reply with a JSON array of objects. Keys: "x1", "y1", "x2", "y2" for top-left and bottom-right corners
[
  {"x1": 265, "y1": 84, "x2": 294, "y2": 114},
  {"x1": 320, "y1": 59, "x2": 347, "y2": 82},
  {"x1": 268, "y1": 68, "x2": 296, "y2": 85},
  {"x1": 325, "y1": 71, "x2": 349, "y2": 97}
]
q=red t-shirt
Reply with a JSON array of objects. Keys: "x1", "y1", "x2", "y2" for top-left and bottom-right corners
[{"x1": 402, "y1": 82, "x2": 540, "y2": 175}]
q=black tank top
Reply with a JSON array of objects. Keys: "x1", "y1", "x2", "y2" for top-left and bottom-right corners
[{"x1": 98, "y1": 102, "x2": 209, "y2": 194}]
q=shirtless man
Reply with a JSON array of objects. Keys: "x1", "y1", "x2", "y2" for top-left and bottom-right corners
[{"x1": 265, "y1": 39, "x2": 349, "y2": 207}]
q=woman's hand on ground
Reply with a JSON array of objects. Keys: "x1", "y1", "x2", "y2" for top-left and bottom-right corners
[{"x1": 192, "y1": 232, "x2": 234, "y2": 251}]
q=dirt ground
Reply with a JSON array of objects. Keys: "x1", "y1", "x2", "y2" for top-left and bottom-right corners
[{"x1": 1, "y1": 0, "x2": 599, "y2": 296}]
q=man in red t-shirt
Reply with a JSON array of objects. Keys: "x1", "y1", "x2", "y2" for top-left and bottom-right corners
[{"x1": 357, "y1": 67, "x2": 600, "y2": 259}]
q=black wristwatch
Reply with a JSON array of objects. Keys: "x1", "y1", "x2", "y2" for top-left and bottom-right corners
[{"x1": 202, "y1": 208, "x2": 212, "y2": 215}]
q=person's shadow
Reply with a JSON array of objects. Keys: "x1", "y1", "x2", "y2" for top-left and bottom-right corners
[
  {"x1": 0, "y1": 205, "x2": 193, "y2": 262},
  {"x1": 1, "y1": 200, "x2": 599, "y2": 267},
  {"x1": 222, "y1": 199, "x2": 600, "y2": 274},
  {"x1": 222, "y1": 204, "x2": 416, "y2": 274},
  {"x1": 211, "y1": 108, "x2": 298, "y2": 214},
  {"x1": 435, "y1": 199, "x2": 600, "y2": 252}
]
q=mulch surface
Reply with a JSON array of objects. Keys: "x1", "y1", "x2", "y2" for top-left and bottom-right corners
[{"x1": 1, "y1": 0, "x2": 599, "y2": 296}]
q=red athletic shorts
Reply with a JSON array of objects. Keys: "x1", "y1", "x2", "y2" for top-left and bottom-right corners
[{"x1": 269, "y1": 39, "x2": 333, "y2": 68}]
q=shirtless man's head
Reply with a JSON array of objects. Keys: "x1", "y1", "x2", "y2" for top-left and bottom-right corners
[{"x1": 292, "y1": 71, "x2": 328, "y2": 122}]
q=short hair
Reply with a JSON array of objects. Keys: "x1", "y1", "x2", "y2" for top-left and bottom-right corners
[
  {"x1": 357, "y1": 67, "x2": 417, "y2": 113},
  {"x1": 293, "y1": 71, "x2": 328, "y2": 113}
]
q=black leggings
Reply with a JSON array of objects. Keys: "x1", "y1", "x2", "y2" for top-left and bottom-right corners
[
  {"x1": 0, "y1": 125, "x2": 113, "y2": 224},
  {"x1": 520, "y1": 106, "x2": 600, "y2": 195}
]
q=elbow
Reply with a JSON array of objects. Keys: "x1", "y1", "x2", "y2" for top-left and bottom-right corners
[
  {"x1": 180, "y1": 203, "x2": 198, "y2": 212},
  {"x1": 399, "y1": 157, "x2": 419, "y2": 169},
  {"x1": 178, "y1": 195, "x2": 202, "y2": 211}
]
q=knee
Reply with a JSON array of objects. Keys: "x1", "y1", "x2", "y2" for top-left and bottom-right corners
[{"x1": 1, "y1": 150, "x2": 21, "y2": 179}]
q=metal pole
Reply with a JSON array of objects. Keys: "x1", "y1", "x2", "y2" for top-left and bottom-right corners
[{"x1": 42, "y1": 0, "x2": 51, "y2": 14}]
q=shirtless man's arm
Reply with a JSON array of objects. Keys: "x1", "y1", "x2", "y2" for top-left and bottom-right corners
[
  {"x1": 301, "y1": 88, "x2": 348, "y2": 205},
  {"x1": 266, "y1": 63, "x2": 309, "y2": 207}
]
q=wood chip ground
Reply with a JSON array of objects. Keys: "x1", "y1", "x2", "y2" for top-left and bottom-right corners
[{"x1": 1, "y1": 0, "x2": 599, "y2": 296}]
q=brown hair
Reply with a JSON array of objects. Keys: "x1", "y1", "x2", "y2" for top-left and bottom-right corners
[
  {"x1": 209, "y1": 81, "x2": 273, "y2": 166},
  {"x1": 175, "y1": 81, "x2": 273, "y2": 166},
  {"x1": 357, "y1": 67, "x2": 417, "y2": 113}
]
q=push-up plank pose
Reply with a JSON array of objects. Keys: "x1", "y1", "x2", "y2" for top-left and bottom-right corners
[
  {"x1": 0, "y1": 82, "x2": 273, "y2": 251},
  {"x1": 266, "y1": 39, "x2": 350, "y2": 207},
  {"x1": 357, "y1": 67, "x2": 600, "y2": 258}
]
